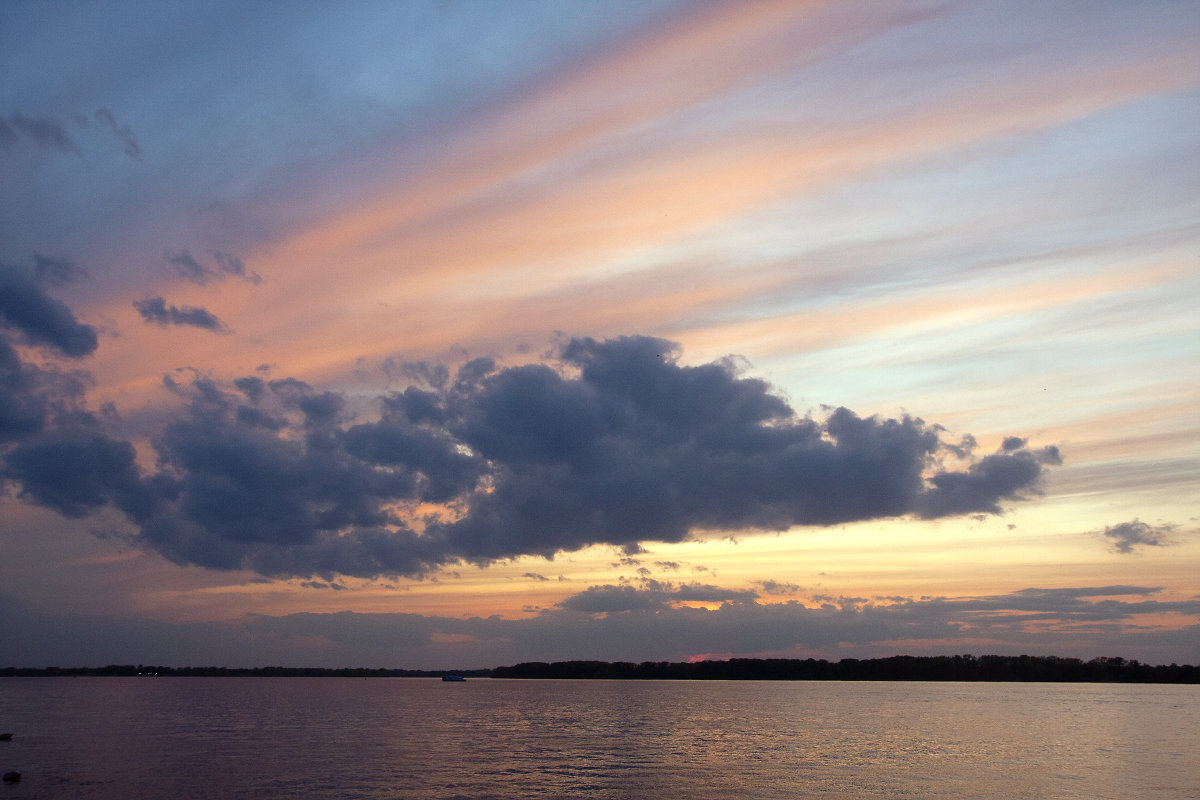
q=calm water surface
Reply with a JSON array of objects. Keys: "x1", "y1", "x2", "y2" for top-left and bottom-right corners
[{"x1": 0, "y1": 678, "x2": 1195, "y2": 799}]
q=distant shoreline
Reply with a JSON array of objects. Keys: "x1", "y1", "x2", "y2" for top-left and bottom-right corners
[
  {"x1": 0, "y1": 666, "x2": 491, "y2": 679},
  {"x1": 3, "y1": 655, "x2": 1197, "y2": 683}
]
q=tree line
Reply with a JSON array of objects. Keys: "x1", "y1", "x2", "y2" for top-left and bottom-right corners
[
  {"x1": 490, "y1": 655, "x2": 1199, "y2": 683},
  {"x1": 0, "y1": 665, "x2": 491, "y2": 678},
  {"x1": 3, "y1": 655, "x2": 1196, "y2": 682}
]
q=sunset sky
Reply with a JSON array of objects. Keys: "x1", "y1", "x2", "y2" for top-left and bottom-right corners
[{"x1": 2, "y1": 0, "x2": 1197, "y2": 669}]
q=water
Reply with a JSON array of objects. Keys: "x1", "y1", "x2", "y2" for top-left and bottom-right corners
[{"x1": 0, "y1": 678, "x2": 1195, "y2": 799}]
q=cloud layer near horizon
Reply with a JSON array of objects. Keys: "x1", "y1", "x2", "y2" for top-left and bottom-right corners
[
  {"x1": 3, "y1": 583, "x2": 1195, "y2": 668},
  {"x1": 3, "y1": 327, "x2": 1058, "y2": 579}
]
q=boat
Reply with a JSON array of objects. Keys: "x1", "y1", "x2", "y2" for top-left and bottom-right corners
[
  {"x1": 441, "y1": 674, "x2": 466, "y2": 682},
  {"x1": 0, "y1": 733, "x2": 12, "y2": 741}
]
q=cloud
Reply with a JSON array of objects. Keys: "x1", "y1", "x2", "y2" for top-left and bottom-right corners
[
  {"x1": 117, "y1": 375, "x2": 450, "y2": 577},
  {"x1": 33, "y1": 254, "x2": 89, "y2": 286},
  {"x1": 558, "y1": 580, "x2": 758, "y2": 613},
  {"x1": 133, "y1": 296, "x2": 228, "y2": 332},
  {"x1": 558, "y1": 584, "x2": 666, "y2": 613},
  {"x1": 757, "y1": 579, "x2": 801, "y2": 595},
  {"x1": 0, "y1": 260, "x2": 97, "y2": 443},
  {"x1": 915, "y1": 444, "x2": 1060, "y2": 518},
  {"x1": 0, "y1": 262, "x2": 98, "y2": 357},
  {"x1": 0, "y1": 111, "x2": 79, "y2": 153},
  {"x1": 2, "y1": 425, "x2": 150, "y2": 518},
  {"x1": 211, "y1": 251, "x2": 261, "y2": 284},
  {"x1": 1001, "y1": 436, "x2": 1027, "y2": 452},
  {"x1": 436, "y1": 336, "x2": 1057, "y2": 562},
  {"x1": 1099, "y1": 519, "x2": 1175, "y2": 554},
  {"x1": 167, "y1": 249, "x2": 260, "y2": 286},
  {"x1": 531, "y1": 583, "x2": 1200, "y2": 662},
  {"x1": 93, "y1": 107, "x2": 142, "y2": 160},
  {"x1": 166, "y1": 251, "x2": 213, "y2": 284},
  {"x1": 0, "y1": 338, "x2": 91, "y2": 443},
  {"x1": 244, "y1": 584, "x2": 1200, "y2": 666},
  {"x1": 5, "y1": 582, "x2": 1196, "y2": 668},
  {"x1": 4, "y1": 335, "x2": 1058, "y2": 579},
  {"x1": 299, "y1": 580, "x2": 347, "y2": 591},
  {"x1": 0, "y1": 108, "x2": 141, "y2": 158}
]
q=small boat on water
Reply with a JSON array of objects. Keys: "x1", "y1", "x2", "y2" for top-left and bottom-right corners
[
  {"x1": 441, "y1": 674, "x2": 466, "y2": 682},
  {"x1": 0, "y1": 733, "x2": 12, "y2": 741}
]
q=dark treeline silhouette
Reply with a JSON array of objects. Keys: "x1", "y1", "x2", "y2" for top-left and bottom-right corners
[
  {"x1": 0, "y1": 665, "x2": 491, "y2": 678},
  {"x1": 3, "y1": 656, "x2": 1197, "y2": 682},
  {"x1": 491, "y1": 655, "x2": 1199, "y2": 683}
]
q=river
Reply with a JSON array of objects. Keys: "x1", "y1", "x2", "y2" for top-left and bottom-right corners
[{"x1": 0, "y1": 677, "x2": 1195, "y2": 799}]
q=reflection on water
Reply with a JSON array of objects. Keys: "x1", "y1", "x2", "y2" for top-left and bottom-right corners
[{"x1": 0, "y1": 677, "x2": 1196, "y2": 799}]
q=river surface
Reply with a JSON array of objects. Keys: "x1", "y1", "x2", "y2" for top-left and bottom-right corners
[{"x1": 0, "y1": 678, "x2": 1195, "y2": 799}]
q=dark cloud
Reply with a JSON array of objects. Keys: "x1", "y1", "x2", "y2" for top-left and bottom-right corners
[
  {"x1": 211, "y1": 251, "x2": 261, "y2": 284},
  {"x1": 0, "y1": 111, "x2": 79, "y2": 153},
  {"x1": 1099, "y1": 520, "x2": 1174, "y2": 554},
  {"x1": 299, "y1": 580, "x2": 347, "y2": 590},
  {"x1": 235, "y1": 405, "x2": 286, "y2": 431},
  {"x1": 93, "y1": 107, "x2": 142, "y2": 160},
  {"x1": 167, "y1": 249, "x2": 260, "y2": 285},
  {"x1": 2, "y1": 425, "x2": 151, "y2": 518},
  {"x1": 167, "y1": 250, "x2": 213, "y2": 284},
  {"x1": 0, "y1": 341, "x2": 49, "y2": 441},
  {"x1": 3, "y1": 335, "x2": 1059, "y2": 579},
  {"x1": 382, "y1": 358, "x2": 450, "y2": 390},
  {"x1": 6, "y1": 582, "x2": 1195, "y2": 669},
  {"x1": 236, "y1": 584, "x2": 1200, "y2": 667},
  {"x1": 436, "y1": 336, "x2": 1056, "y2": 562},
  {"x1": 0, "y1": 338, "x2": 91, "y2": 443},
  {"x1": 0, "y1": 108, "x2": 140, "y2": 158},
  {"x1": 560, "y1": 580, "x2": 765, "y2": 613},
  {"x1": 559, "y1": 584, "x2": 668, "y2": 613},
  {"x1": 0, "y1": 262, "x2": 98, "y2": 357},
  {"x1": 533, "y1": 583, "x2": 1200, "y2": 662},
  {"x1": 33, "y1": 254, "x2": 88, "y2": 286},
  {"x1": 943, "y1": 433, "x2": 977, "y2": 459},
  {"x1": 0, "y1": 261, "x2": 97, "y2": 444},
  {"x1": 949, "y1": 585, "x2": 1167, "y2": 621},
  {"x1": 115, "y1": 376, "x2": 452, "y2": 578},
  {"x1": 757, "y1": 579, "x2": 801, "y2": 595},
  {"x1": 133, "y1": 296, "x2": 228, "y2": 332},
  {"x1": 234, "y1": 376, "x2": 266, "y2": 403},
  {"x1": 915, "y1": 445, "x2": 1059, "y2": 518}
]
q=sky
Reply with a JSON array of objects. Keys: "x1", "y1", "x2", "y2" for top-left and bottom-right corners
[{"x1": 1, "y1": 0, "x2": 1197, "y2": 670}]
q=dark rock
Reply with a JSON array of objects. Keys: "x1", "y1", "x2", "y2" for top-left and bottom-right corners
[{"x1": 1, "y1": 771, "x2": 19, "y2": 783}]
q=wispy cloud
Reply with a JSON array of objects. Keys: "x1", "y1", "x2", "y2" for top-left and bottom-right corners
[
  {"x1": 0, "y1": 111, "x2": 79, "y2": 153},
  {"x1": 133, "y1": 296, "x2": 228, "y2": 333},
  {"x1": 93, "y1": 107, "x2": 141, "y2": 160},
  {"x1": 167, "y1": 250, "x2": 260, "y2": 286},
  {"x1": 0, "y1": 107, "x2": 141, "y2": 158}
]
